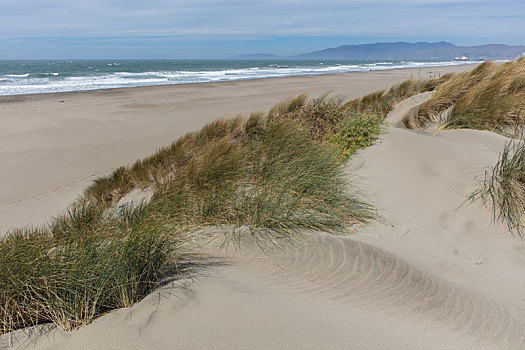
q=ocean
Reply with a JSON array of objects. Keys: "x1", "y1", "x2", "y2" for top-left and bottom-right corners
[{"x1": 0, "y1": 59, "x2": 468, "y2": 96}]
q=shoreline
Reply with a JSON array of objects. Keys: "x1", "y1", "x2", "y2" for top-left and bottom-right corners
[
  {"x1": 0, "y1": 64, "x2": 475, "y2": 234},
  {"x1": 0, "y1": 63, "x2": 476, "y2": 101}
]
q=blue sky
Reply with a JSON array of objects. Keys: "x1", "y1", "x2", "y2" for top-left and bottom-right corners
[{"x1": 1, "y1": 0, "x2": 524, "y2": 59}]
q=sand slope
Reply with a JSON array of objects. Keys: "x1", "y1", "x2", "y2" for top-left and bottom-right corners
[{"x1": 4, "y1": 89, "x2": 525, "y2": 349}]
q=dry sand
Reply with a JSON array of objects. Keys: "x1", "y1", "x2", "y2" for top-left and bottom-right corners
[{"x1": 3, "y1": 64, "x2": 525, "y2": 349}]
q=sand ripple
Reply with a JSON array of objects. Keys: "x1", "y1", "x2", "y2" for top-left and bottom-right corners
[{"x1": 245, "y1": 234, "x2": 525, "y2": 349}]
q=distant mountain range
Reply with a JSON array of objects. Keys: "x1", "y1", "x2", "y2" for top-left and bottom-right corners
[
  {"x1": 234, "y1": 53, "x2": 281, "y2": 59},
  {"x1": 235, "y1": 41, "x2": 525, "y2": 60}
]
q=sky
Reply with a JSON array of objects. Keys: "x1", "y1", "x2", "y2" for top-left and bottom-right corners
[{"x1": 0, "y1": 0, "x2": 524, "y2": 59}]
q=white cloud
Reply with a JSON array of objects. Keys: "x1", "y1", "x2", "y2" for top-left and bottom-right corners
[{"x1": 0, "y1": 1, "x2": 523, "y2": 43}]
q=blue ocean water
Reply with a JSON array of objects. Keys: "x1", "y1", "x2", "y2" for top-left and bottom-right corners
[{"x1": 0, "y1": 59, "x2": 466, "y2": 96}]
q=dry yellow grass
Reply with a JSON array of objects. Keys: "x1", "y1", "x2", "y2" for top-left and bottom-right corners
[
  {"x1": 412, "y1": 59, "x2": 525, "y2": 132},
  {"x1": 344, "y1": 77, "x2": 448, "y2": 118}
]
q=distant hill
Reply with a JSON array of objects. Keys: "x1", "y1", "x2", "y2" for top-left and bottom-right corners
[
  {"x1": 236, "y1": 42, "x2": 525, "y2": 61},
  {"x1": 294, "y1": 42, "x2": 525, "y2": 60},
  {"x1": 234, "y1": 53, "x2": 282, "y2": 59}
]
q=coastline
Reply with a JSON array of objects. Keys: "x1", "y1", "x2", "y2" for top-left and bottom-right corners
[
  {"x1": 0, "y1": 60, "x2": 477, "y2": 97},
  {"x1": 3, "y1": 61, "x2": 525, "y2": 350},
  {"x1": 0, "y1": 64, "x2": 475, "y2": 234},
  {"x1": 0, "y1": 63, "x2": 476, "y2": 100}
]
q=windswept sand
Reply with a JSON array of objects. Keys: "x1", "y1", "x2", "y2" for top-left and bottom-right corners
[{"x1": 4, "y1": 64, "x2": 525, "y2": 349}]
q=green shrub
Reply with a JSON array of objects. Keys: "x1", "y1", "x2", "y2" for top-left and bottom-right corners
[{"x1": 329, "y1": 113, "x2": 383, "y2": 160}]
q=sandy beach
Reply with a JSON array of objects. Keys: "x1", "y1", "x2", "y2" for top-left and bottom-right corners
[
  {"x1": 0, "y1": 65, "x2": 474, "y2": 234},
  {"x1": 3, "y1": 63, "x2": 525, "y2": 349}
]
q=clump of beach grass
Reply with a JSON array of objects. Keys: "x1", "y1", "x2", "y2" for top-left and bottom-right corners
[
  {"x1": 469, "y1": 139, "x2": 525, "y2": 238},
  {"x1": 149, "y1": 117, "x2": 374, "y2": 235},
  {"x1": 344, "y1": 76, "x2": 448, "y2": 118},
  {"x1": 1, "y1": 75, "x2": 453, "y2": 336},
  {"x1": 266, "y1": 77, "x2": 450, "y2": 160},
  {"x1": 268, "y1": 94, "x2": 347, "y2": 140},
  {"x1": 0, "y1": 203, "x2": 185, "y2": 334},
  {"x1": 412, "y1": 59, "x2": 525, "y2": 133}
]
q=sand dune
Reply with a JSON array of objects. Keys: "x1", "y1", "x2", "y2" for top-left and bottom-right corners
[
  {"x1": 9, "y1": 234, "x2": 523, "y2": 350},
  {"x1": 0, "y1": 65, "x2": 473, "y2": 234},
  {"x1": 252, "y1": 234, "x2": 525, "y2": 347},
  {"x1": 3, "y1": 66, "x2": 525, "y2": 349}
]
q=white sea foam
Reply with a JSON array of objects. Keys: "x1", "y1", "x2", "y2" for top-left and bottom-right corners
[
  {"x1": 0, "y1": 61, "x2": 475, "y2": 96},
  {"x1": 5, "y1": 74, "x2": 30, "y2": 78}
]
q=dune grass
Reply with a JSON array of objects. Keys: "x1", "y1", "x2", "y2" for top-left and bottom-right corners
[
  {"x1": 0, "y1": 204, "x2": 184, "y2": 333},
  {"x1": 413, "y1": 59, "x2": 525, "y2": 133},
  {"x1": 469, "y1": 139, "x2": 525, "y2": 238},
  {"x1": 344, "y1": 75, "x2": 451, "y2": 118},
  {"x1": 263, "y1": 76, "x2": 451, "y2": 160},
  {"x1": 83, "y1": 75, "x2": 452, "y2": 208},
  {"x1": 150, "y1": 117, "x2": 374, "y2": 234},
  {"x1": 0, "y1": 104, "x2": 370, "y2": 335},
  {"x1": 0, "y1": 76, "x2": 452, "y2": 335}
]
